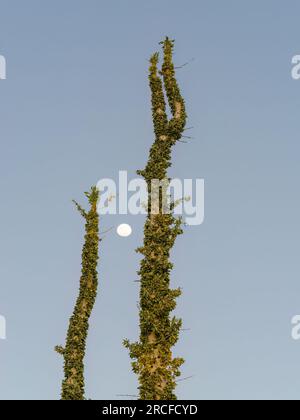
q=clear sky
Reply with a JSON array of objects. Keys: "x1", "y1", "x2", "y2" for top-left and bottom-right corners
[{"x1": 1, "y1": 0, "x2": 300, "y2": 400}]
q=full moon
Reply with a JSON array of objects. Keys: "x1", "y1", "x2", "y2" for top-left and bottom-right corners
[{"x1": 117, "y1": 223, "x2": 132, "y2": 237}]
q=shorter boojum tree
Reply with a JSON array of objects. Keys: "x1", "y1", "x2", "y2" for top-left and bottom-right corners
[{"x1": 55, "y1": 186, "x2": 100, "y2": 400}]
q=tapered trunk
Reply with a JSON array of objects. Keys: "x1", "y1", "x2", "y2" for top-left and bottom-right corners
[
  {"x1": 125, "y1": 38, "x2": 188, "y2": 400},
  {"x1": 56, "y1": 187, "x2": 100, "y2": 400}
]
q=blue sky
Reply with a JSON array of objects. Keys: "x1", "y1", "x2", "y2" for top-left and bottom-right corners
[{"x1": 1, "y1": 0, "x2": 300, "y2": 400}]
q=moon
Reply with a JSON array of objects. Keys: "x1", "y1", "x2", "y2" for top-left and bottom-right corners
[{"x1": 117, "y1": 223, "x2": 132, "y2": 237}]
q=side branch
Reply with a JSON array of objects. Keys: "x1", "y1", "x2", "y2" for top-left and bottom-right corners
[{"x1": 161, "y1": 37, "x2": 187, "y2": 141}]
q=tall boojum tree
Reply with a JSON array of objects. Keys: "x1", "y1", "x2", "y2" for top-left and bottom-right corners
[
  {"x1": 124, "y1": 37, "x2": 188, "y2": 400},
  {"x1": 55, "y1": 186, "x2": 100, "y2": 400}
]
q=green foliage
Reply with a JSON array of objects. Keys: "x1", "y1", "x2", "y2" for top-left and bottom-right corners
[
  {"x1": 56, "y1": 186, "x2": 100, "y2": 400},
  {"x1": 125, "y1": 38, "x2": 187, "y2": 400}
]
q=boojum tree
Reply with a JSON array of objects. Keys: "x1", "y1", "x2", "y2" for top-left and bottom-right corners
[
  {"x1": 124, "y1": 37, "x2": 188, "y2": 400},
  {"x1": 55, "y1": 186, "x2": 100, "y2": 400}
]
